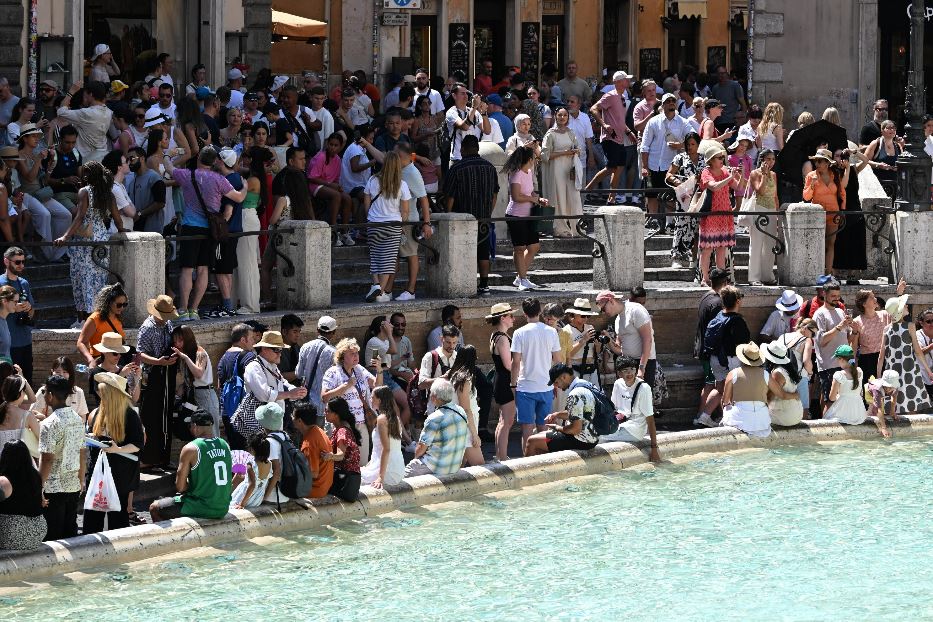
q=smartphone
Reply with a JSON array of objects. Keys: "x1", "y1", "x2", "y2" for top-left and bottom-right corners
[
  {"x1": 370, "y1": 348, "x2": 380, "y2": 364},
  {"x1": 294, "y1": 377, "x2": 305, "y2": 387},
  {"x1": 845, "y1": 309, "x2": 853, "y2": 320},
  {"x1": 132, "y1": 352, "x2": 142, "y2": 366}
]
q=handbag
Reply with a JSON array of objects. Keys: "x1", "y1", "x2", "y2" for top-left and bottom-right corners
[
  {"x1": 674, "y1": 174, "x2": 697, "y2": 211},
  {"x1": 688, "y1": 186, "x2": 713, "y2": 214},
  {"x1": 84, "y1": 451, "x2": 122, "y2": 513},
  {"x1": 737, "y1": 175, "x2": 757, "y2": 228},
  {"x1": 191, "y1": 171, "x2": 229, "y2": 241}
]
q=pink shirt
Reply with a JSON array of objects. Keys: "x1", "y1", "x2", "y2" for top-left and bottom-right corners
[
  {"x1": 596, "y1": 90, "x2": 632, "y2": 146},
  {"x1": 506, "y1": 168, "x2": 534, "y2": 217},
  {"x1": 854, "y1": 311, "x2": 890, "y2": 355},
  {"x1": 306, "y1": 151, "x2": 342, "y2": 193}
]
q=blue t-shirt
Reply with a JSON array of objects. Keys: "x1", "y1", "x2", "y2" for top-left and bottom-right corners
[
  {"x1": 0, "y1": 275, "x2": 33, "y2": 348},
  {"x1": 489, "y1": 111, "x2": 514, "y2": 149},
  {"x1": 223, "y1": 172, "x2": 245, "y2": 233},
  {"x1": 0, "y1": 317, "x2": 11, "y2": 362}
]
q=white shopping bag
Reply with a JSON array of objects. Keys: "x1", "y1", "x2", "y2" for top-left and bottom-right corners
[{"x1": 84, "y1": 452, "x2": 122, "y2": 513}]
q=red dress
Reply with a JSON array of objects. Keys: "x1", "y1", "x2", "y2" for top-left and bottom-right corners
[{"x1": 699, "y1": 167, "x2": 736, "y2": 249}]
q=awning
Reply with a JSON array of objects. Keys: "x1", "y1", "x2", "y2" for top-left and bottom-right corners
[
  {"x1": 271, "y1": 9, "x2": 327, "y2": 39},
  {"x1": 678, "y1": 1, "x2": 708, "y2": 19}
]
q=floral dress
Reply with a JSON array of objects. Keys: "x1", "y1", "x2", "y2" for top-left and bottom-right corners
[
  {"x1": 670, "y1": 151, "x2": 707, "y2": 262},
  {"x1": 698, "y1": 168, "x2": 736, "y2": 250},
  {"x1": 70, "y1": 186, "x2": 112, "y2": 314}
]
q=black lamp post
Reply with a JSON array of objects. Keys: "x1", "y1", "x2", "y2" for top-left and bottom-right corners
[{"x1": 897, "y1": 0, "x2": 932, "y2": 211}]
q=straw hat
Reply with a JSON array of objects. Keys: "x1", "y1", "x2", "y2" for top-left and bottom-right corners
[
  {"x1": 91, "y1": 43, "x2": 111, "y2": 61},
  {"x1": 564, "y1": 298, "x2": 599, "y2": 316},
  {"x1": 885, "y1": 294, "x2": 909, "y2": 322},
  {"x1": 808, "y1": 148, "x2": 833, "y2": 163},
  {"x1": 146, "y1": 294, "x2": 179, "y2": 321},
  {"x1": 735, "y1": 342, "x2": 764, "y2": 367},
  {"x1": 16, "y1": 123, "x2": 42, "y2": 138},
  {"x1": 879, "y1": 369, "x2": 900, "y2": 390},
  {"x1": 485, "y1": 302, "x2": 516, "y2": 320},
  {"x1": 255, "y1": 330, "x2": 289, "y2": 349},
  {"x1": 774, "y1": 289, "x2": 802, "y2": 312},
  {"x1": 94, "y1": 332, "x2": 129, "y2": 354},
  {"x1": 94, "y1": 371, "x2": 131, "y2": 398},
  {"x1": 699, "y1": 138, "x2": 727, "y2": 161},
  {"x1": 143, "y1": 110, "x2": 170, "y2": 128},
  {"x1": 761, "y1": 341, "x2": 791, "y2": 365}
]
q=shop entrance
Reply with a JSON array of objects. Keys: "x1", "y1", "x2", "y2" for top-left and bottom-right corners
[
  {"x1": 602, "y1": 0, "x2": 633, "y2": 75},
  {"x1": 878, "y1": 0, "x2": 933, "y2": 122},
  {"x1": 474, "y1": 0, "x2": 507, "y2": 83},
  {"x1": 84, "y1": 0, "x2": 157, "y2": 82}
]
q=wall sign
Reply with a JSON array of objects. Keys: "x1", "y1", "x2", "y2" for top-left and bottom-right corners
[
  {"x1": 383, "y1": 0, "x2": 423, "y2": 8},
  {"x1": 639, "y1": 48, "x2": 661, "y2": 80},
  {"x1": 382, "y1": 12, "x2": 410, "y2": 26},
  {"x1": 521, "y1": 22, "x2": 540, "y2": 85},
  {"x1": 448, "y1": 23, "x2": 470, "y2": 79}
]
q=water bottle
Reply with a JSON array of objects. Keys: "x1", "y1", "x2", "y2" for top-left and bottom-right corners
[{"x1": 75, "y1": 364, "x2": 88, "y2": 374}]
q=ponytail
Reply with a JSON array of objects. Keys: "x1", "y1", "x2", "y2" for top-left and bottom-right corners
[
  {"x1": 372, "y1": 386, "x2": 401, "y2": 440},
  {"x1": 0, "y1": 401, "x2": 8, "y2": 426},
  {"x1": 848, "y1": 358, "x2": 859, "y2": 390}
]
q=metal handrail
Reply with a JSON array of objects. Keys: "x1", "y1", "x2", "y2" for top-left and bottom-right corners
[{"x1": 475, "y1": 214, "x2": 607, "y2": 259}]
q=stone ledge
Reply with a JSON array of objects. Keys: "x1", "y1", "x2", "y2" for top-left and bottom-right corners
[{"x1": 1, "y1": 416, "x2": 931, "y2": 586}]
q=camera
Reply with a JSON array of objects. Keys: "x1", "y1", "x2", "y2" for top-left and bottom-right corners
[{"x1": 593, "y1": 335, "x2": 611, "y2": 345}]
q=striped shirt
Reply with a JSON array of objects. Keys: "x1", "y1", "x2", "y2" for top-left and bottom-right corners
[{"x1": 443, "y1": 155, "x2": 500, "y2": 219}]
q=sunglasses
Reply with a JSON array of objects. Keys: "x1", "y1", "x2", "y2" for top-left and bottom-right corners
[
  {"x1": 136, "y1": 114, "x2": 145, "y2": 119},
  {"x1": 10, "y1": 259, "x2": 24, "y2": 265},
  {"x1": 268, "y1": 347, "x2": 283, "y2": 354},
  {"x1": 115, "y1": 301, "x2": 129, "y2": 308}
]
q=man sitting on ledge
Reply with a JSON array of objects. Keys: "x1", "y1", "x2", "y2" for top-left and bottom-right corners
[
  {"x1": 149, "y1": 410, "x2": 232, "y2": 522},
  {"x1": 404, "y1": 379, "x2": 470, "y2": 478},
  {"x1": 524, "y1": 364, "x2": 599, "y2": 456}
]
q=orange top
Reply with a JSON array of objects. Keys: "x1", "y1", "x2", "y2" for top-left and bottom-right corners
[
  {"x1": 86, "y1": 311, "x2": 125, "y2": 356},
  {"x1": 802, "y1": 170, "x2": 845, "y2": 213},
  {"x1": 301, "y1": 424, "x2": 334, "y2": 498}
]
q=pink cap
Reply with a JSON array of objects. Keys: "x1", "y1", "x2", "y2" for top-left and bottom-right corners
[{"x1": 595, "y1": 290, "x2": 618, "y2": 305}]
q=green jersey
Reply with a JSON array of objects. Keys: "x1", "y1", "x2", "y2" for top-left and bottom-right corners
[{"x1": 182, "y1": 437, "x2": 233, "y2": 519}]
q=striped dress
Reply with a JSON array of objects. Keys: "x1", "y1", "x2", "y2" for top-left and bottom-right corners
[{"x1": 364, "y1": 176, "x2": 412, "y2": 274}]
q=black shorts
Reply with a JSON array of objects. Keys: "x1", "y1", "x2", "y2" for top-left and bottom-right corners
[
  {"x1": 507, "y1": 218, "x2": 539, "y2": 247},
  {"x1": 214, "y1": 237, "x2": 239, "y2": 274},
  {"x1": 545, "y1": 430, "x2": 597, "y2": 452},
  {"x1": 178, "y1": 224, "x2": 216, "y2": 269},
  {"x1": 477, "y1": 225, "x2": 493, "y2": 262},
  {"x1": 601, "y1": 139, "x2": 627, "y2": 168},
  {"x1": 644, "y1": 169, "x2": 668, "y2": 197},
  {"x1": 642, "y1": 359, "x2": 658, "y2": 388},
  {"x1": 818, "y1": 368, "x2": 840, "y2": 403}
]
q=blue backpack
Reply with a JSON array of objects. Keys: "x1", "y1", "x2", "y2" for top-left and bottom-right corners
[
  {"x1": 702, "y1": 311, "x2": 734, "y2": 367},
  {"x1": 570, "y1": 379, "x2": 619, "y2": 436},
  {"x1": 220, "y1": 350, "x2": 248, "y2": 420}
]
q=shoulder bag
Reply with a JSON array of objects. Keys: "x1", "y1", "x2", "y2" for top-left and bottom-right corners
[
  {"x1": 737, "y1": 172, "x2": 757, "y2": 228},
  {"x1": 688, "y1": 183, "x2": 713, "y2": 214},
  {"x1": 191, "y1": 170, "x2": 229, "y2": 241},
  {"x1": 350, "y1": 368, "x2": 378, "y2": 432}
]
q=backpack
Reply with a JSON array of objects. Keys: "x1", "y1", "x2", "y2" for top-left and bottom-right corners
[
  {"x1": 702, "y1": 311, "x2": 734, "y2": 367},
  {"x1": 220, "y1": 350, "x2": 248, "y2": 420},
  {"x1": 570, "y1": 379, "x2": 619, "y2": 436},
  {"x1": 406, "y1": 351, "x2": 446, "y2": 421},
  {"x1": 269, "y1": 431, "x2": 313, "y2": 501}
]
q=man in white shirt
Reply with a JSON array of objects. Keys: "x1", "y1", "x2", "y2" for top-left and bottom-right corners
[
  {"x1": 640, "y1": 93, "x2": 690, "y2": 220},
  {"x1": 418, "y1": 324, "x2": 459, "y2": 414},
  {"x1": 56, "y1": 80, "x2": 113, "y2": 161},
  {"x1": 148, "y1": 83, "x2": 177, "y2": 123},
  {"x1": 596, "y1": 290, "x2": 658, "y2": 389},
  {"x1": 412, "y1": 69, "x2": 445, "y2": 116},
  {"x1": 226, "y1": 68, "x2": 246, "y2": 109},
  {"x1": 566, "y1": 94, "x2": 595, "y2": 173},
  {"x1": 445, "y1": 84, "x2": 491, "y2": 162},
  {"x1": 510, "y1": 297, "x2": 562, "y2": 452},
  {"x1": 308, "y1": 86, "x2": 334, "y2": 146}
]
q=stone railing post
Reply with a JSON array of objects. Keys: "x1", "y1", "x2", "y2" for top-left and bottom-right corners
[
  {"x1": 424, "y1": 213, "x2": 478, "y2": 298},
  {"x1": 274, "y1": 220, "x2": 332, "y2": 310},
  {"x1": 593, "y1": 205, "x2": 644, "y2": 291},
  {"x1": 778, "y1": 203, "x2": 825, "y2": 286},
  {"x1": 109, "y1": 232, "x2": 165, "y2": 328},
  {"x1": 895, "y1": 211, "x2": 933, "y2": 285}
]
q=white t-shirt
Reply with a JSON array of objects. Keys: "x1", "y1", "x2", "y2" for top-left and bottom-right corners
[
  {"x1": 481, "y1": 117, "x2": 504, "y2": 145},
  {"x1": 364, "y1": 176, "x2": 411, "y2": 222},
  {"x1": 365, "y1": 336, "x2": 391, "y2": 369},
  {"x1": 340, "y1": 141, "x2": 371, "y2": 191},
  {"x1": 567, "y1": 112, "x2": 594, "y2": 155},
  {"x1": 445, "y1": 106, "x2": 484, "y2": 161},
  {"x1": 610, "y1": 379, "x2": 654, "y2": 440},
  {"x1": 614, "y1": 302, "x2": 657, "y2": 360},
  {"x1": 511, "y1": 321, "x2": 561, "y2": 393},
  {"x1": 411, "y1": 88, "x2": 445, "y2": 115},
  {"x1": 419, "y1": 347, "x2": 457, "y2": 414},
  {"x1": 918, "y1": 330, "x2": 933, "y2": 385},
  {"x1": 110, "y1": 182, "x2": 135, "y2": 232}
]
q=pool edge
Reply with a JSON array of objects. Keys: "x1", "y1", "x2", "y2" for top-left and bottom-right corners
[{"x1": 2, "y1": 416, "x2": 932, "y2": 584}]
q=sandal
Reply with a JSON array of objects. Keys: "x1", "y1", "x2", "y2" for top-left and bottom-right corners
[{"x1": 127, "y1": 512, "x2": 146, "y2": 526}]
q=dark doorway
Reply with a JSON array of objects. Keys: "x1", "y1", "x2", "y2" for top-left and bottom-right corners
[
  {"x1": 542, "y1": 14, "x2": 565, "y2": 80},
  {"x1": 878, "y1": 0, "x2": 933, "y2": 123},
  {"x1": 666, "y1": 17, "x2": 699, "y2": 74},
  {"x1": 603, "y1": 0, "x2": 633, "y2": 74},
  {"x1": 84, "y1": 0, "x2": 156, "y2": 82},
  {"x1": 411, "y1": 15, "x2": 438, "y2": 77},
  {"x1": 474, "y1": 0, "x2": 507, "y2": 82}
]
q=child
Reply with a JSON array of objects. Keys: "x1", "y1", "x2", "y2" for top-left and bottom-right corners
[
  {"x1": 823, "y1": 345, "x2": 866, "y2": 425},
  {"x1": 230, "y1": 432, "x2": 273, "y2": 509},
  {"x1": 865, "y1": 370, "x2": 901, "y2": 438},
  {"x1": 414, "y1": 143, "x2": 439, "y2": 194},
  {"x1": 599, "y1": 356, "x2": 660, "y2": 461}
]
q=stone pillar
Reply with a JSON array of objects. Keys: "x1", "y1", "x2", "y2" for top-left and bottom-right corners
[
  {"x1": 778, "y1": 203, "x2": 825, "y2": 286},
  {"x1": 274, "y1": 220, "x2": 332, "y2": 310},
  {"x1": 109, "y1": 232, "x2": 165, "y2": 328},
  {"x1": 894, "y1": 211, "x2": 933, "y2": 286},
  {"x1": 242, "y1": 0, "x2": 272, "y2": 71},
  {"x1": 592, "y1": 205, "x2": 643, "y2": 291},
  {"x1": 424, "y1": 213, "x2": 478, "y2": 298}
]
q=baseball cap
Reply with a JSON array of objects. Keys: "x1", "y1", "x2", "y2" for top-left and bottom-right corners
[
  {"x1": 195, "y1": 86, "x2": 214, "y2": 100},
  {"x1": 547, "y1": 363, "x2": 575, "y2": 386},
  {"x1": 709, "y1": 267, "x2": 731, "y2": 282},
  {"x1": 486, "y1": 93, "x2": 503, "y2": 106},
  {"x1": 705, "y1": 98, "x2": 723, "y2": 109},
  {"x1": 184, "y1": 409, "x2": 214, "y2": 427},
  {"x1": 228, "y1": 68, "x2": 246, "y2": 81},
  {"x1": 317, "y1": 315, "x2": 338, "y2": 332},
  {"x1": 595, "y1": 290, "x2": 619, "y2": 305},
  {"x1": 110, "y1": 80, "x2": 129, "y2": 94},
  {"x1": 272, "y1": 75, "x2": 289, "y2": 91},
  {"x1": 661, "y1": 93, "x2": 677, "y2": 104},
  {"x1": 244, "y1": 91, "x2": 259, "y2": 101},
  {"x1": 815, "y1": 274, "x2": 834, "y2": 287},
  {"x1": 403, "y1": 74, "x2": 417, "y2": 83},
  {"x1": 218, "y1": 148, "x2": 238, "y2": 168},
  {"x1": 244, "y1": 319, "x2": 268, "y2": 333},
  {"x1": 39, "y1": 79, "x2": 58, "y2": 90},
  {"x1": 612, "y1": 70, "x2": 634, "y2": 82}
]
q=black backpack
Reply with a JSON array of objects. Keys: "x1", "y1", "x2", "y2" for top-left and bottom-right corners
[
  {"x1": 702, "y1": 311, "x2": 734, "y2": 367},
  {"x1": 269, "y1": 431, "x2": 313, "y2": 503},
  {"x1": 570, "y1": 379, "x2": 619, "y2": 436}
]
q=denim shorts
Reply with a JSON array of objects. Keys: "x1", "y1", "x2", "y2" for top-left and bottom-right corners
[{"x1": 515, "y1": 390, "x2": 553, "y2": 426}]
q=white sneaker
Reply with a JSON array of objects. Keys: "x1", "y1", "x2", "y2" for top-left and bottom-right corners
[
  {"x1": 512, "y1": 275, "x2": 521, "y2": 287},
  {"x1": 365, "y1": 284, "x2": 382, "y2": 302},
  {"x1": 395, "y1": 291, "x2": 416, "y2": 301},
  {"x1": 375, "y1": 293, "x2": 393, "y2": 303},
  {"x1": 341, "y1": 233, "x2": 356, "y2": 247},
  {"x1": 671, "y1": 259, "x2": 684, "y2": 269},
  {"x1": 693, "y1": 413, "x2": 719, "y2": 428},
  {"x1": 520, "y1": 278, "x2": 539, "y2": 289},
  {"x1": 334, "y1": 235, "x2": 344, "y2": 247},
  {"x1": 70, "y1": 320, "x2": 83, "y2": 329}
]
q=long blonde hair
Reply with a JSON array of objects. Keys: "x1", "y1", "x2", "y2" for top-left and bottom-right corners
[
  {"x1": 93, "y1": 383, "x2": 130, "y2": 443},
  {"x1": 762, "y1": 102, "x2": 784, "y2": 136},
  {"x1": 377, "y1": 151, "x2": 403, "y2": 199},
  {"x1": 822, "y1": 107, "x2": 841, "y2": 126}
]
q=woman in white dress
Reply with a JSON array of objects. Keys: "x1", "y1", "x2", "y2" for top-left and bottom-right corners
[
  {"x1": 762, "y1": 341, "x2": 803, "y2": 426},
  {"x1": 824, "y1": 345, "x2": 867, "y2": 425},
  {"x1": 541, "y1": 108, "x2": 584, "y2": 237},
  {"x1": 447, "y1": 345, "x2": 484, "y2": 467},
  {"x1": 360, "y1": 385, "x2": 405, "y2": 488},
  {"x1": 722, "y1": 343, "x2": 794, "y2": 437},
  {"x1": 230, "y1": 433, "x2": 273, "y2": 509}
]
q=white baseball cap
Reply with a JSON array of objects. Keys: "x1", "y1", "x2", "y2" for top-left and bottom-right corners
[
  {"x1": 317, "y1": 315, "x2": 338, "y2": 332},
  {"x1": 612, "y1": 70, "x2": 634, "y2": 82},
  {"x1": 92, "y1": 44, "x2": 111, "y2": 61},
  {"x1": 228, "y1": 68, "x2": 246, "y2": 81},
  {"x1": 218, "y1": 148, "x2": 238, "y2": 168}
]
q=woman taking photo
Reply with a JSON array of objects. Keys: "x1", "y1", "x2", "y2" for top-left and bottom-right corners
[
  {"x1": 448, "y1": 345, "x2": 485, "y2": 467},
  {"x1": 363, "y1": 315, "x2": 411, "y2": 437},
  {"x1": 362, "y1": 151, "x2": 411, "y2": 303},
  {"x1": 697, "y1": 141, "x2": 741, "y2": 287},
  {"x1": 322, "y1": 397, "x2": 362, "y2": 501},
  {"x1": 321, "y1": 338, "x2": 381, "y2": 466},
  {"x1": 359, "y1": 385, "x2": 405, "y2": 488},
  {"x1": 666, "y1": 132, "x2": 706, "y2": 270},
  {"x1": 8, "y1": 98, "x2": 50, "y2": 145},
  {"x1": 171, "y1": 325, "x2": 220, "y2": 437},
  {"x1": 541, "y1": 107, "x2": 583, "y2": 238},
  {"x1": 83, "y1": 372, "x2": 144, "y2": 533},
  {"x1": 76, "y1": 284, "x2": 128, "y2": 366},
  {"x1": 0, "y1": 440, "x2": 45, "y2": 549},
  {"x1": 487, "y1": 303, "x2": 516, "y2": 462},
  {"x1": 746, "y1": 149, "x2": 780, "y2": 285},
  {"x1": 850, "y1": 285, "x2": 902, "y2": 388},
  {"x1": 699, "y1": 99, "x2": 735, "y2": 144},
  {"x1": 504, "y1": 145, "x2": 548, "y2": 291},
  {"x1": 505, "y1": 114, "x2": 540, "y2": 157},
  {"x1": 410, "y1": 95, "x2": 440, "y2": 163},
  {"x1": 802, "y1": 148, "x2": 844, "y2": 275},
  {"x1": 86, "y1": 335, "x2": 140, "y2": 405}
]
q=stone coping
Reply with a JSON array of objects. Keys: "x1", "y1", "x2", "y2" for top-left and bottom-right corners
[{"x1": 1, "y1": 415, "x2": 931, "y2": 586}]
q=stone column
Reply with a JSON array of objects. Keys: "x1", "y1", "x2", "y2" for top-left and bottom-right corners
[
  {"x1": 274, "y1": 220, "x2": 332, "y2": 310},
  {"x1": 894, "y1": 211, "x2": 933, "y2": 286},
  {"x1": 242, "y1": 0, "x2": 272, "y2": 71},
  {"x1": 592, "y1": 205, "x2": 643, "y2": 291},
  {"x1": 109, "y1": 232, "x2": 165, "y2": 328},
  {"x1": 778, "y1": 203, "x2": 825, "y2": 286},
  {"x1": 424, "y1": 213, "x2": 478, "y2": 298}
]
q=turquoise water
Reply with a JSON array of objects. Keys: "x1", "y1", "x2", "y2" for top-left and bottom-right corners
[{"x1": 4, "y1": 440, "x2": 933, "y2": 621}]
